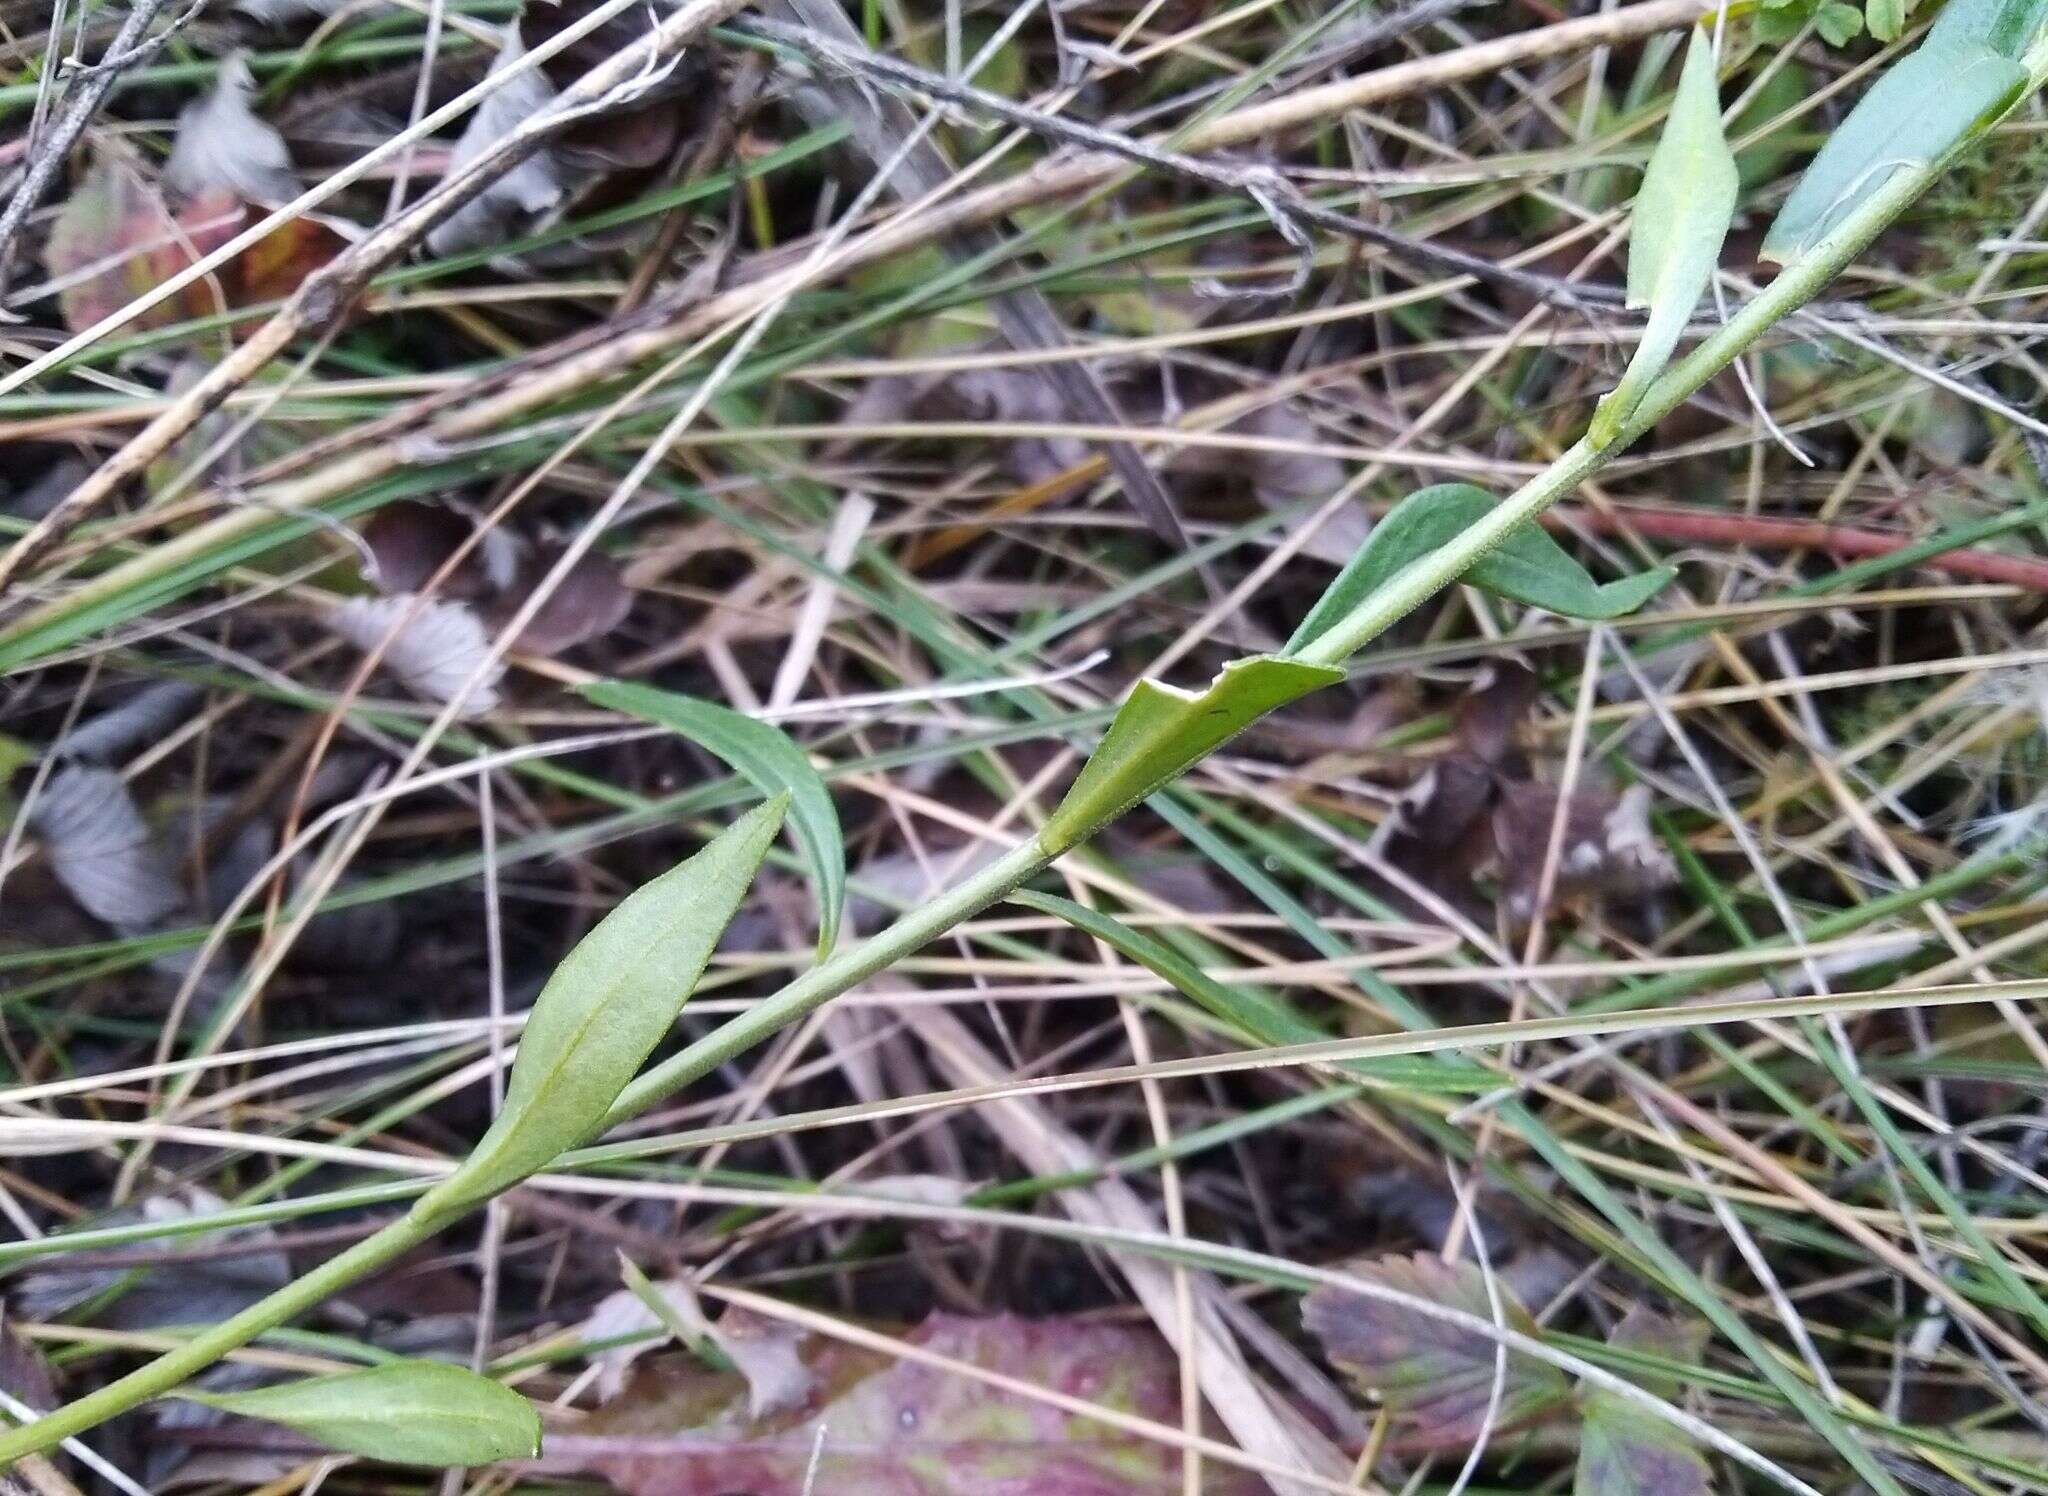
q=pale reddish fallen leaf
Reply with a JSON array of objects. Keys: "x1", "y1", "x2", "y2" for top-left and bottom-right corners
[
  {"x1": 554, "y1": 1312, "x2": 1265, "y2": 1496},
  {"x1": 44, "y1": 160, "x2": 242, "y2": 334},
  {"x1": 42, "y1": 160, "x2": 343, "y2": 336}
]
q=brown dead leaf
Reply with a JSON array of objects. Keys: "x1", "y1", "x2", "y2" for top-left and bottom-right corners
[
  {"x1": 1491, "y1": 781, "x2": 1675, "y2": 920},
  {"x1": 552, "y1": 1312, "x2": 1265, "y2": 1496},
  {"x1": 1302, "y1": 1253, "x2": 1572, "y2": 1451},
  {"x1": 491, "y1": 546, "x2": 634, "y2": 656}
]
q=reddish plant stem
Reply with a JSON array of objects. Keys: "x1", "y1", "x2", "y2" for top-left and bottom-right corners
[{"x1": 1541, "y1": 502, "x2": 2048, "y2": 591}]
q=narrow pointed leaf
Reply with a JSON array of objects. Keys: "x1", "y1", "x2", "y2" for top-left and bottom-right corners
[
  {"x1": 1286, "y1": 485, "x2": 1675, "y2": 654},
  {"x1": 1761, "y1": 37, "x2": 2025, "y2": 263},
  {"x1": 1589, "y1": 32, "x2": 1737, "y2": 448},
  {"x1": 174, "y1": 1361, "x2": 541, "y2": 1467},
  {"x1": 425, "y1": 797, "x2": 786, "y2": 1211},
  {"x1": 1039, "y1": 657, "x2": 1343, "y2": 855},
  {"x1": 580, "y1": 680, "x2": 843, "y2": 956}
]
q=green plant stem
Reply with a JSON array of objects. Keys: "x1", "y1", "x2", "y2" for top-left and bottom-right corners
[
  {"x1": 6, "y1": 43, "x2": 2041, "y2": 1476},
  {"x1": 0, "y1": 1201, "x2": 446, "y2": 1466},
  {"x1": 1292, "y1": 165, "x2": 1932, "y2": 670},
  {"x1": 603, "y1": 836, "x2": 1048, "y2": 1127}
]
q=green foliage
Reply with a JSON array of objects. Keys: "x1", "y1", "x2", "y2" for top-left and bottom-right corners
[
  {"x1": 422, "y1": 798, "x2": 786, "y2": 1212},
  {"x1": 1730, "y1": 58, "x2": 1811, "y2": 187},
  {"x1": 173, "y1": 1361, "x2": 541, "y2": 1467},
  {"x1": 1755, "y1": 0, "x2": 1862, "y2": 48},
  {"x1": 1308, "y1": 1263, "x2": 1716, "y2": 1493},
  {"x1": 1037, "y1": 657, "x2": 1343, "y2": 855},
  {"x1": 1575, "y1": 1398, "x2": 1713, "y2": 1496},
  {"x1": 1010, "y1": 890, "x2": 1490, "y2": 1090},
  {"x1": 1575, "y1": 1312, "x2": 1713, "y2": 1496},
  {"x1": 1590, "y1": 32, "x2": 1739, "y2": 449},
  {"x1": 580, "y1": 680, "x2": 845, "y2": 955},
  {"x1": 1762, "y1": 0, "x2": 2033, "y2": 264},
  {"x1": 1285, "y1": 485, "x2": 1675, "y2": 656}
]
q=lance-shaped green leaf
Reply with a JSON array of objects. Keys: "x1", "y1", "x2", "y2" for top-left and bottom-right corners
[
  {"x1": 1010, "y1": 890, "x2": 1490, "y2": 1091},
  {"x1": 580, "y1": 680, "x2": 844, "y2": 957},
  {"x1": 1761, "y1": 35, "x2": 2026, "y2": 263},
  {"x1": 1589, "y1": 32, "x2": 1737, "y2": 449},
  {"x1": 1038, "y1": 656, "x2": 1343, "y2": 856},
  {"x1": 173, "y1": 1361, "x2": 541, "y2": 1467},
  {"x1": 422, "y1": 797, "x2": 786, "y2": 1213},
  {"x1": 1285, "y1": 485, "x2": 1675, "y2": 655}
]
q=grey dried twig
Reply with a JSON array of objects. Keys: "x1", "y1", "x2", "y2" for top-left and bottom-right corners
[
  {"x1": 0, "y1": 0, "x2": 179, "y2": 298},
  {"x1": 743, "y1": 14, "x2": 1616, "y2": 313}
]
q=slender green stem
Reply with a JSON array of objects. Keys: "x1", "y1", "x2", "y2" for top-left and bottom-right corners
[
  {"x1": 6, "y1": 41, "x2": 2040, "y2": 1476},
  {"x1": 0, "y1": 1202, "x2": 443, "y2": 1465},
  {"x1": 1292, "y1": 165, "x2": 1933, "y2": 671},
  {"x1": 603, "y1": 836, "x2": 1049, "y2": 1127}
]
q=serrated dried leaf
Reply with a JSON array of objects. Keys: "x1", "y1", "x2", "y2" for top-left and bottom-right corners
[
  {"x1": 42, "y1": 155, "x2": 342, "y2": 337},
  {"x1": 43, "y1": 160, "x2": 241, "y2": 334},
  {"x1": 425, "y1": 32, "x2": 567, "y2": 257},
  {"x1": 1301, "y1": 1253, "x2": 1572, "y2": 1448},
  {"x1": 555, "y1": 1312, "x2": 1266, "y2": 1496},
  {"x1": 164, "y1": 55, "x2": 299, "y2": 205},
  {"x1": 1603, "y1": 1307, "x2": 1710, "y2": 1403},
  {"x1": 325, "y1": 594, "x2": 504, "y2": 716},
  {"x1": 1575, "y1": 1403, "x2": 1712, "y2": 1496},
  {"x1": 27, "y1": 764, "x2": 187, "y2": 932}
]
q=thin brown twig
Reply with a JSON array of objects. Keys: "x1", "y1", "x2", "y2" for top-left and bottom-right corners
[
  {"x1": 0, "y1": 0, "x2": 178, "y2": 298},
  {"x1": 1544, "y1": 503, "x2": 2048, "y2": 592}
]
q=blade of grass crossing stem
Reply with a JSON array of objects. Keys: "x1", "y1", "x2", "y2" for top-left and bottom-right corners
[
  {"x1": 1506, "y1": 1102, "x2": 1910, "y2": 1496},
  {"x1": 420, "y1": 796, "x2": 786, "y2": 1214},
  {"x1": 172, "y1": 1361, "x2": 540, "y2": 1467},
  {"x1": 1589, "y1": 30, "x2": 1737, "y2": 448},
  {"x1": 1284, "y1": 485, "x2": 1674, "y2": 655},
  {"x1": 578, "y1": 680, "x2": 845, "y2": 956},
  {"x1": 1011, "y1": 890, "x2": 1488, "y2": 1091},
  {"x1": 1156, "y1": 791, "x2": 1906, "y2": 1494}
]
